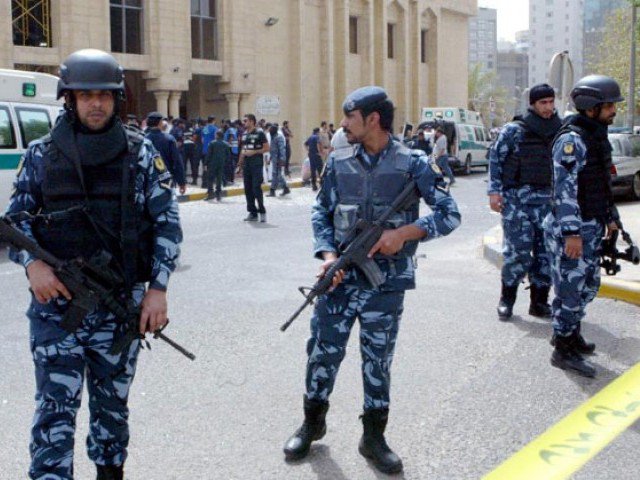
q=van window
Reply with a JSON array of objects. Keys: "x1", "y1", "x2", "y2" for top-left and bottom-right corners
[
  {"x1": 0, "y1": 107, "x2": 17, "y2": 148},
  {"x1": 629, "y1": 135, "x2": 640, "y2": 157},
  {"x1": 474, "y1": 127, "x2": 484, "y2": 141},
  {"x1": 16, "y1": 108, "x2": 51, "y2": 148},
  {"x1": 609, "y1": 138, "x2": 624, "y2": 156}
]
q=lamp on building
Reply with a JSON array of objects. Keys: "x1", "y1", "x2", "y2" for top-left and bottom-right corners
[{"x1": 265, "y1": 17, "x2": 279, "y2": 27}]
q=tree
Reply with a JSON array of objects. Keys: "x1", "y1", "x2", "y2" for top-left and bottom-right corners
[
  {"x1": 468, "y1": 63, "x2": 510, "y2": 127},
  {"x1": 585, "y1": 2, "x2": 640, "y2": 125}
]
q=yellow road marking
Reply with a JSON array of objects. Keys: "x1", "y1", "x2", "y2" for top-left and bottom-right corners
[{"x1": 483, "y1": 362, "x2": 640, "y2": 480}]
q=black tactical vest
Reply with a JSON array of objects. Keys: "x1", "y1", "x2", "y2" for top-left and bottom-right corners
[
  {"x1": 557, "y1": 118, "x2": 613, "y2": 220},
  {"x1": 32, "y1": 128, "x2": 153, "y2": 285},
  {"x1": 332, "y1": 140, "x2": 420, "y2": 259},
  {"x1": 502, "y1": 121, "x2": 553, "y2": 189}
]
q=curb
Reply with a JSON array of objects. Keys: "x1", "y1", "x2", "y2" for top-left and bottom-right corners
[
  {"x1": 178, "y1": 180, "x2": 305, "y2": 203},
  {"x1": 482, "y1": 225, "x2": 640, "y2": 307}
]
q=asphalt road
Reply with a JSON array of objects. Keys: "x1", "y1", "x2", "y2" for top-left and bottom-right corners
[{"x1": 0, "y1": 171, "x2": 639, "y2": 479}]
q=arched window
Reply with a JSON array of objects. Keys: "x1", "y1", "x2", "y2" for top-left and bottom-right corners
[
  {"x1": 191, "y1": 0, "x2": 218, "y2": 60},
  {"x1": 110, "y1": 0, "x2": 143, "y2": 54},
  {"x1": 12, "y1": 0, "x2": 52, "y2": 47}
]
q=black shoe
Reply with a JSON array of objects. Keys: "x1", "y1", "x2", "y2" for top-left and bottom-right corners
[
  {"x1": 497, "y1": 282, "x2": 518, "y2": 320},
  {"x1": 529, "y1": 285, "x2": 552, "y2": 318},
  {"x1": 267, "y1": 189, "x2": 276, "y2": 197},
  {"x1": 551, "y1": 324, "x2": 595, "y2": 355},
  {"x1": 96, "y1": 464, "x2": 123, "y2": 480},
  {"x1": 312, "y1": 185, "x2": 318, "y2": 191},
  {"x1": 283, "y1": 397, "x2": 329, "y2": 460},
  {"x1": 280, "y1": 187, "x2": 291, "y2": 196},
  {"x1": 358, "y1": 409, "x2": 403, "y2": 474},
  {"x1": 244, "y1": 214, "x2": 258, "y2": 222},
  {"x1": 550, "y1": 332, "x2": 596, "y2": 377}
]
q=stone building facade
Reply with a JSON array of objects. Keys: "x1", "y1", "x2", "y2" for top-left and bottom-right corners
[{"x1": 3, "y1": 0, "x2": 475, "y2": 160}]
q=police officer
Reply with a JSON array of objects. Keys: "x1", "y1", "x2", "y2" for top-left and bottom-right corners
[
  {"x1": 488, "y1": 84, "x2": 563, "y2": 320},
  {"x1": 544, "y1": 75, "x2": 624, "y2": 377},
  {"x1": 283, "y1": 86, "x2": 461, "y2": 474},
  {"x1": 4, "y1": 49, "x2": 183, "y2": 480},
  {"x1": 145, "y1": 112, "x2": 187, "y2": 194}
]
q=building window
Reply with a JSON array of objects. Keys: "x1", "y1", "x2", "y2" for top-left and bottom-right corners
[
  {"x1": 12, "y1": 0, "x2": 52, "y2": 47},
  {"x1": 387, "y1": 23, "x2": 395, "y2": 59},
  {"x1": 420, "y1": 29, "x2": 427, "y2": 63},
  {"x1": 191, "y1": 0, "x2": 218, "y2": 60},
  {"x1": 349, "y1": 16, "x2": 358, "y2": 54},
  {"x1": 110, "y1": 0, "x2": 143, "y2": 54}
]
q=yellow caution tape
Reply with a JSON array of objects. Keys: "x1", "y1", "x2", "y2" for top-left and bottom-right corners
[{"x1": 483, "y1": 362, "x2": 640, "y2": 480}]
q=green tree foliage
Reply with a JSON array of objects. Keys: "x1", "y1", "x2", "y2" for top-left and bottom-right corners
[
  {"x1": 585, "y1": 2, "x2": 640, "y2": 124},
  {"x1": 467, "y1": 63, "x2": 510, "y2": 127}
]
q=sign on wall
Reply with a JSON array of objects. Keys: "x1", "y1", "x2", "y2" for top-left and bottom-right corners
[{"x1": 256, "y1": 95, "x2": 280, "y2": 116}]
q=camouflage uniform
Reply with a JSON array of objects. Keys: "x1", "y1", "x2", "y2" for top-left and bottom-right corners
[
  {"x1": 488, "y1": 122, "x2": 552, "y2": 289},
  {"x1": 306, "y1": 138, "x2": 460, "y2": 411},
  {"x1": 5, "y1": 130, "x2": 182, "y2": 480},
  {"x1": 543, "y1": 123, "x2": 615, "y2": 337}
]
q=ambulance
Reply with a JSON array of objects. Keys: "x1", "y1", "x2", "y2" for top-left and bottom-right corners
[
  {"x1": 0, "y1": 69, "x2": 63, "y2": 198},
  {"x1": 419, "y1": 107, "x2": 491, "y2": 174}
]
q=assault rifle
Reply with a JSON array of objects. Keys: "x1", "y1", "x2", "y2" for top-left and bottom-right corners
[
  {"x1": 601, "y1": 220, "x2": 640, "y2": 276},
  {"x1": 0, "y1": 215, "x2": 195, "y2": 360},
  {"x1": 281, "y1": 180, "x2": 418, "y2": 332}
]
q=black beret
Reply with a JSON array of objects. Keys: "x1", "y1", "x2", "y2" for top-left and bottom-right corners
[{"x1": 342, "y1": 86, "x2": 388, "y2": 113}]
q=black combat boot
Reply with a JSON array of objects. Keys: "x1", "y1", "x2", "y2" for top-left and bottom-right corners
[
  {"x1": 551, "y1": 323, "x2": 595, "y2": 355},
  {"x1": 96, "y1": 464, "x2": 124, "y2": 480},
  {"x1": 497, "y1": 282, "x2": 518, "y2": 320},
  {"x1": 283, "y1": 397, "x2": 329, "y2": 460},
  {"x1": 358, "y1": 409, "x2": 403, "y2": 474},
  {"x1": 280, "y1": 186, "x2": 291, "y2": 196},
  {"x1": 529, "y1": 285, "x2": 552, "y2": 318},
  {"x1": 267, "y1": 189, "x2": 276, "y2": 197},
  {"x1": 550, "y1": 331, "x2": 596, "y2": 378}
]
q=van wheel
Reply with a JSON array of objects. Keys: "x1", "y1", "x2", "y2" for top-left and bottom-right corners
[
  {"x1": 630, "y1": 172, "x2": 640, "y2": 200},
  {"x1": 463, "y1": 155, "x2": 472, "y2": 176}
]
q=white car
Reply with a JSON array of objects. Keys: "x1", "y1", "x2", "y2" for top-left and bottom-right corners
[{"x1": 609, "y1": 133, "x2": 640, "y2": 200}]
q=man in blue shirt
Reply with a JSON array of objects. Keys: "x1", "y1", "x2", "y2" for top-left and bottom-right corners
[
  {"x1": 146, "y1": 112, "x2": 186, "y2": 194},
  {"x1": 304, "y1": 127, "x2": 323, "y2": 191}
]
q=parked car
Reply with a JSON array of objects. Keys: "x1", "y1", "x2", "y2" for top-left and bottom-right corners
[{"x1": 609, "y1": 133, "x2": 640, "y2": 200}]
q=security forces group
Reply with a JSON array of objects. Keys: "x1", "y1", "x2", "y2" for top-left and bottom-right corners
[
  {"x1": 489, "y1": 75, "x2": 625, "y2": 378},
  {"x1": 2, "y1": 44, "x2": 629, "y2": 478}
]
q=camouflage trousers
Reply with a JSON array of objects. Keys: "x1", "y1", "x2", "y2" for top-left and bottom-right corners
[
  {"x1": 501, "y1": 194, "x2": 551, "y2": 288},
  {"x1": 305, "y1": 284, "x2": 404, "y2": 411},
  {"x1": 545, "y1": 219, "x2": 604, "y2": 336},
  {"x1": 27, "y1": 296, "x2": 140, "y2": 480}
]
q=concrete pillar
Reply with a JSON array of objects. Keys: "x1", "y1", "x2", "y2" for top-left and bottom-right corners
[
  {"x1": 225, "y1": 93, "x2": 241, "y2": 120},
  {"x1": 0, "y1": 1, "x2": 13, "y2": 68},
  {"x1": 169, "y1": 91, "x2": 182, "y2": 118},
  {"x1": 153, "y1": 91, "x2": 170, "y2": 117}
]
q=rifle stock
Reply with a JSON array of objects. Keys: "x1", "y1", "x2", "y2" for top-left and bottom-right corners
[
  {"x1": 281, "y1": 181, "x2": 417, "y2": 332},
  {"x1": 0, "y1": 215, "x2": 195, "y2": 360}
]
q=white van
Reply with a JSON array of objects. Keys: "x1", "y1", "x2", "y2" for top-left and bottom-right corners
[
  {"x1": 0, "y1": 69, "x2": 63, "y2": 200},
  {"x1": 419, "y1": 107, "x2": 490, "y2": 174}
]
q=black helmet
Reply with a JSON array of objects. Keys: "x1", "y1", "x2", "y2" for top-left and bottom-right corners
[
  {"x1": 570, "y1": 75, "x2": 624, "y2": 110},
  {"x1": 57, "y1": 49, "x2": 125, "y2": 99}
]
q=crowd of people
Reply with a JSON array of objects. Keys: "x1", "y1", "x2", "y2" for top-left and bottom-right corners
[{"x1": 125, "y1": 113, "x2": 298, "y2": 202}]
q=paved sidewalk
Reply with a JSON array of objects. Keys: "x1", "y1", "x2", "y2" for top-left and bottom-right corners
[
  {"x1": 482, "y1": 201, "x2": 640, "y2": 306},
  {"x1": 178, "y1": 178, "x2": 305, "y2": 202}
]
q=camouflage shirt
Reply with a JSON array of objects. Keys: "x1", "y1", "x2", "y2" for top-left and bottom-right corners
[
  {"x1": 312, "y1": 140, "x2": 461, "y2": 290},
  {"x1": 488, "y1": 122, "x2": 551, "y2": 204},
  {"x1": 5, "y1": 134, "x2": 182, "y2": 292},
  {"x1": 549, "y1": 131, "x2": 617, "y2": 236}
]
